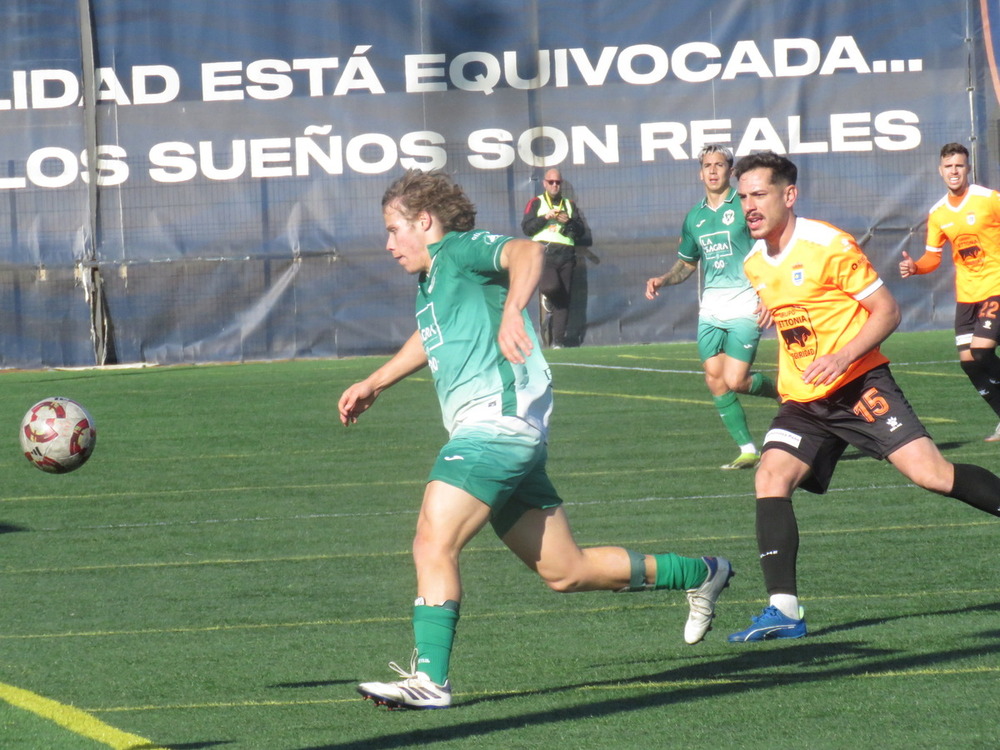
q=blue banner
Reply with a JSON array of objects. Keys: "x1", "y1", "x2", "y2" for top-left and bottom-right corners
[{"x1": 0, "y1": 0, "x2": 994, "y2": 366}]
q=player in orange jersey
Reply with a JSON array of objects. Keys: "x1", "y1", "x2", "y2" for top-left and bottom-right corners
[
  {"x1": 727, "y1": 151, "x2": 1000, "y2": 642},
  {"x1": 899, "y1": 142, "x2": 1000, "y2": 441}
]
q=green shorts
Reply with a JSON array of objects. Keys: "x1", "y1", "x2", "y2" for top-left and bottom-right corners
[
  {"x1": 428, "y1": 419, "x2": 563, "y2": 538},
  {"x1": 696, "y1": 315, "x2": 762, "y2": 365}
]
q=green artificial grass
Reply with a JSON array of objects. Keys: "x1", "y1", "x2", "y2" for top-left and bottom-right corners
[{"x1": 0, "y1": 330, "x2": 997, "y2": 748}]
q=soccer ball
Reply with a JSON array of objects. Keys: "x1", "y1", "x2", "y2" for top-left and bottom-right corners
[{"x1": 20, "y1": 397, "x2": 97, "y2": 474}]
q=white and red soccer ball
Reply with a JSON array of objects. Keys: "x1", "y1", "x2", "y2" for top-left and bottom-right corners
[{"x1": 20, "y1": 397, "x2": 97, "y2": 474}]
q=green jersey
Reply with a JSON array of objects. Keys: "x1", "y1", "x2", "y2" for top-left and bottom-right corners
[
  {"x1": 416, "y1": 230, "x2": 552, "y2": 437},
  {"x1": 677, "y1": 187, "x2": 758, "y2": 323}
]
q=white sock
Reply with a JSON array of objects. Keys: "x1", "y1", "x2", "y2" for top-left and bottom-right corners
[{"x1": 769, "y1": 594, "x2": 800, "y2": 619}]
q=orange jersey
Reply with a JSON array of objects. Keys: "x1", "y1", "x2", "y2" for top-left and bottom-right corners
[
  {"x1": 743, "y1": 218, "x2": 889, "y2": 403},
  {"x1": 925, "y1": 184, "x2": 1000, "y2": 303}
]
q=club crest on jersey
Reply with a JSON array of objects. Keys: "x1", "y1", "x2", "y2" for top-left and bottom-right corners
[
  {"x1": 791, "y1": 264, "x2": 805, "y2": 286},
  {"x1": 967, "y1": 212, "x2": 977, "y2": 226},
  {"x1": 471, "y1": 230, "x2": 505, "y2": 244},
  {"x1": 723, "y1": 209, "x2": 735, "y2": 226}
]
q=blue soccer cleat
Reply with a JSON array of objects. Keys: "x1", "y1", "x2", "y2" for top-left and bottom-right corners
[{"x1": 728, "y1": 605, "x2": 807, "y2": 642}]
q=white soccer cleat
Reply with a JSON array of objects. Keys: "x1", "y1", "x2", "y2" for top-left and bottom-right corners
[
  {"x1": 357, "y1": 650, "x2": 452, "y2": 710},
  {"x1": 985, "y1": 422, "x2": 1000, "y2": 443},
  {"x1": 684, "y1": 556, "x2": 734, "y2": 644}
]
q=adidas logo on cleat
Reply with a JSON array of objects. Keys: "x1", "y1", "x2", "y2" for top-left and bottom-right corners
[{"x1": 357, "y1": 650, "x2": 453, "y2": 709}]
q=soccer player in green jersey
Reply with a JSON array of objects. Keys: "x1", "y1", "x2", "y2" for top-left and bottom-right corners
[
  {"x1": 339, "y1": 169, "x2": 734, "y2": 710},
  {"x1": 645, "y1": 145, "x2": 778, "y2": 470}
]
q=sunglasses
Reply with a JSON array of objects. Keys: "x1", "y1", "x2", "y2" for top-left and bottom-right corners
[{"x1": 545, "y1": 180, "x2": 562, "y2": 185}]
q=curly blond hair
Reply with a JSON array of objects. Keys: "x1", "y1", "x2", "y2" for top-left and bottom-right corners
[{"x1": 382, "y1": 169, "x2": 477, "y2": 232}]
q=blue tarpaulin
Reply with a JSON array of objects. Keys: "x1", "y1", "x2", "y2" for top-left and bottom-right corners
[{"x1": 0, "y1": 0, "x2": 996, "y2": 367}]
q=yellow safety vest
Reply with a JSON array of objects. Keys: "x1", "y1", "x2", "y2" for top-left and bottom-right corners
[{"x1": 531, "y1": 193, "x2": 575, "y2": 246}]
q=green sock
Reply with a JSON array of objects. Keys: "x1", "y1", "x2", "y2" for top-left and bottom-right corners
[
  {"x1": 747, "y1": 371, "x2": 778, "y2": 400},
  {"x1": 713, "y1": 390, "x2": 753, "y2": 447},
  {"x1": 412, "y1": 600, "x2": 459, "y2": 686},
  {"x1": 652, "y1": 553, "x2": 708, "y2": 590}
]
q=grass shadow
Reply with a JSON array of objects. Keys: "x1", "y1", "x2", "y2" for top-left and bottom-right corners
[{"x1": 306, "y1": 599, "x2": 999, "y2": 750}]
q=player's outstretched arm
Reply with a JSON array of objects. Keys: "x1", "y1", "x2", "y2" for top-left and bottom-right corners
[
  {"x1": 801, "y1": 285, "x2": 900, "y2": 387},
  {"x1": 645, "y1": 258, "x2": 696, "y2": 299},
  {"x1": 498, "y1": 239, "x2": 544, "y2": 364},
  {"x1": 899, "y1": 249, "x2": 941, "y2": 278},
  {"x1": 338, "y1": 331, "x2": 428, "y2": 425}
]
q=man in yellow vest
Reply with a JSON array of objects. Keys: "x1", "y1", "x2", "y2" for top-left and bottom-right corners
[{"x1": 521, "y1": 168, "x2": 593, "y2": 348}]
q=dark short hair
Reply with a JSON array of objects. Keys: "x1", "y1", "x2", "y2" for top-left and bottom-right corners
[
  {"x1": 733, "y1": 151, "x2": 798, "y2": 186},
  {"x1": 940, "y1": 142, "x2": 969, "y2": 160},
  {"x1": 382, "y1": 169, "x2": 477, "y2": 233}
]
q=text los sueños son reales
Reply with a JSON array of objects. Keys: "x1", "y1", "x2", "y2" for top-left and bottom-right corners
[{"x1": 0, "y1": 36, "x2": 926, "y2": 189}]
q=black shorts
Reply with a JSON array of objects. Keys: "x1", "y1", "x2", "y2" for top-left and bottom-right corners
[
  {"x1": 954, "y1": 295, "x2": 1000, "y2": 348},
  {"x1": 763, "y1": 365, "x2": 931, "y2": 495}
]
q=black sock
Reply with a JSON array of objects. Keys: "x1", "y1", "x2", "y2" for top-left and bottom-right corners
[
  {"x1": 971, "y1": 347, "x2": 1000, "y2": 380},
  {"x1": 962, "y1": 356, "x2": 1000, "y2": 418},
  {"x1": 947, "y1": 463, "x2": 1000, "y2": 517},
  {"x1": 756, "y1": 496, "x2": 799, "y2": 595}
]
